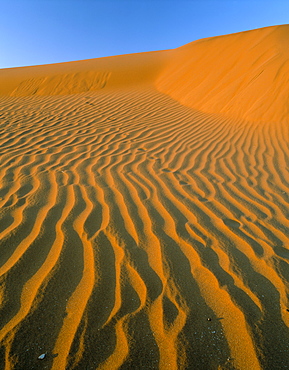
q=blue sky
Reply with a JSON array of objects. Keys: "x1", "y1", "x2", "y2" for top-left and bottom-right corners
[{"x1": 1, "y1": 0, "x2": 289, "y2": 69}]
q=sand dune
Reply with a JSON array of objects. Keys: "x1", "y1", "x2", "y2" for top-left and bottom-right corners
[
  {"x1": 157, "y1": 24, "x2": 289, "y2": 123},
  {"x1": 0, "y1": 25, "x2": 288, "y2": 369}
]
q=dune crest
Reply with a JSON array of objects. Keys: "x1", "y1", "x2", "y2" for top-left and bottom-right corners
[
  {"x1": 0, "y1": 50, "x2": 169, "y2": 96},
  {"x1": 156, "y1": 24, "x2": 289, "y2": 123},
  {"x1": 0, "y1": 25, "x2": 288, "y2": 369}
]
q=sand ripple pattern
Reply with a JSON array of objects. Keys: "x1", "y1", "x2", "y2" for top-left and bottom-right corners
[{"x1": 0, "y1": 88, "x2": 288, "y2": 370}]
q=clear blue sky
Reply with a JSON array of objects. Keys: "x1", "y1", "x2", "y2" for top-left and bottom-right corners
[{"x1": 1, "y1": 0, "x2": 288, "y2": 69}]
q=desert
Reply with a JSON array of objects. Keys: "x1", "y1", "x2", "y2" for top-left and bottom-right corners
[{"x1": 0, "y1": 24, "x2": 288, "y2": 369}]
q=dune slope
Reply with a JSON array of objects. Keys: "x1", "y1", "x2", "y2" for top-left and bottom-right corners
[
  {"x1": 156, "y1": 24, "x2": 289, "y2": 123},
  {"x1": 0, "y1": 25, "x2": 288, "y2": 370}
]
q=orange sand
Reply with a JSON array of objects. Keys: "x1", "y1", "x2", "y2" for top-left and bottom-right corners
[{"x1": 0, "y1": 25, "x2": 288, "y2": 369}]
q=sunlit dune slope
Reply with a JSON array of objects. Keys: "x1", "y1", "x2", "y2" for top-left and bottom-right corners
[
  {"x1": 0, "y1": 50, "x2": 169, "y2": 96},
  {"x1": 156, "y1": 24, "x2": 289, "y2": 123},
  {"x1": 0, "y1": 25, "x2": 288, "y2": 370}
]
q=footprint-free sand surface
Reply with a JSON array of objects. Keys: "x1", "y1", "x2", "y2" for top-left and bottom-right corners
[{"x1": 0, "y1": 25, "x2": 288, "y2": 370}]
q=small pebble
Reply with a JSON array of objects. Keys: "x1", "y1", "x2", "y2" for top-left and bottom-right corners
[
  {"x1": 38, "y1": 353, "x2": 46, "y2": 360},
  {"x1": 207, "y1": 318, "x2": 212, "y2": 321}
]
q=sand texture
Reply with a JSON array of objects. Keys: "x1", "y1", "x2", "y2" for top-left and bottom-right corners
[{"x1": 0, "y1": 25, "x2": 288, "y2": 370}]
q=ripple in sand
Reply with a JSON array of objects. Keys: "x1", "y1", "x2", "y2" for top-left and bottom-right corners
[
  {"x1": 198, "y1": 197, "x2": 209, "y2": 202},
  {"x1": 179, "y1": 180, "x2": 189, "y2": 185},
  {"x1": 223, "y1": 219, "x2": 241, "y2": 228},
  {"x1": 274, "y1": 246, "x2": 289, "y2": 259},
  {"x1": 162, "y1": 168, "x2": 173, "y2": 172}
]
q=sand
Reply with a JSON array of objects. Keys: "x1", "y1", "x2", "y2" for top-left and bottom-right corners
[{"x1": 0, "y1": 24, "x2": 288, "y2": 370}]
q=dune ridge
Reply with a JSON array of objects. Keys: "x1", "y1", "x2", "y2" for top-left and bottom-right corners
[
  {"x1": 0, "y1": 25, "x2": 288, "y2": 369},
  {"x1": 156, "y1": 24, "x2": 289, "y2": 123}
]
